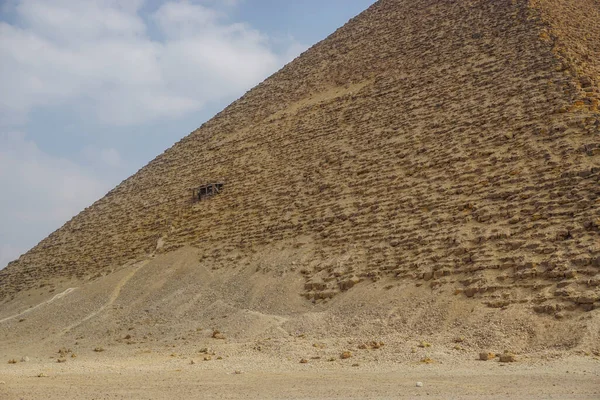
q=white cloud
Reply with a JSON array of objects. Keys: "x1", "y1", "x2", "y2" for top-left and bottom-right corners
[
  {"x1": 0, "y1": 0, "x2": 304, "y2": 126},
  {"x1": 0, "y1": 132, "x2": 108, "y2": 214},
  {"x1": 100, "y1": 148, "x2": 122, "y2": 168},
  {"x1": 16, "y1": 0, "x2": 147, "y2": 43},
  {"x1": 81, "y1": 146, "x2": 123, "y2": 168},
  {"x1": 0, "y1": 131, "x2": 110, "y2": 268},
  {"x1": 199, "y1": 0, "x2": 243, "y2": 8}
]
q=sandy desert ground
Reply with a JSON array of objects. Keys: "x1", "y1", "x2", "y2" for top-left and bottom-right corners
[
  {"x1": 1, "y1": 353, "x2": 599, "y2": 399},
  {"x1": 1, "y1": 249, "x2": 599, "y2": 399}
]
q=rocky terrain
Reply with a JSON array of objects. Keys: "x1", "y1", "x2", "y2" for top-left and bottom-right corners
[
  {"x1": 0, "y1": 0, "x2": 599, "y2": 398},
  {"x1": 1, "y1": 247, "x2": 600, "y2": 399}
]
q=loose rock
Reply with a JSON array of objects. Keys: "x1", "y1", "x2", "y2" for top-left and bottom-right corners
[
  {"x1": 499, "y1": 351, "x2": 516, "y2": 362},
  {"x1": 212, "y1": 330, "x2": 225, "y2": 340}
]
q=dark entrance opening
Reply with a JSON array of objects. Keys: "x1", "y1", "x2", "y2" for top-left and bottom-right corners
[{"x1": 192, "y1": 182, "x2": 224, "y2": 201}]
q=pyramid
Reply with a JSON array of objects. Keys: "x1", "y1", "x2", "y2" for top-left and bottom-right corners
[{"x1": 1, "y1": 0, "x2": 599, "y2": 318}]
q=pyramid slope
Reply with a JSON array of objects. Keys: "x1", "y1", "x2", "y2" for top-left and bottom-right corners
[
  {"x1": 532, "y1": 0, "x2": 600, "y2": 90},
  {"x1": 1, "y1": 0, "x2": 599, "y2": 317}
]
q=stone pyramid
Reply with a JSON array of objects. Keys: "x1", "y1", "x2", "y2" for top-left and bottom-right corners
[{"x1": 1, "y1": 0, "x2": 599, "y2": 317}]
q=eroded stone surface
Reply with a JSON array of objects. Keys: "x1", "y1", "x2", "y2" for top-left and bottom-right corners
[{"x1": 0, "y1": 0, "x2": 598, "y2": 314}]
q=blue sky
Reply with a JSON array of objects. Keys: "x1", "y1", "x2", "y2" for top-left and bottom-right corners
[{"x1": 0, "y1": 0, "x2": 375, "y2": 268}]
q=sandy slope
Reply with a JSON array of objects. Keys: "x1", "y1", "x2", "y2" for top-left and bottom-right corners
[{"x1": 1, "y1": 247, "x2": 599, "y2": 399}]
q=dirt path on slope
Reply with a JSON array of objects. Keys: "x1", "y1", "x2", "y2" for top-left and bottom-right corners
[
  {"x1": 0, "y1": 288, "x2": 77, "y2": 324},
  {"x1": 59, "y1": 261, "x2": 149, "y2": 336}
]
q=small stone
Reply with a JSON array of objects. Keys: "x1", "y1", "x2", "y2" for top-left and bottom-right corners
[
  {"x1": 57, "y1": 358, "x2": 66, "y2": 363},
  {"x1": 37, "y1": 373, "x2": 47, "y2": 378},
  {"x1": 58, "y1": 347, "x2": 72, "y2": 356},
  {"x1": 555, "y1": 312, "x2": 565, "y2": 320},
  {"x1": 352, "y1": 363, "x2": 359, "y2": 367},
  {"x1": 339, "y1": 276, "x2": 360, "y2": 291},
  {"x1": 299, "y1": 358, "x2": 308, "y2": 364},
  {"x1": 234, "y1": 370, "x2": 243, "y2": 374},
  {"x1": 93, "y1": 347, "x2": 105, "y2": 352},
  {"x1": 212, "y1": 330, "x2": 225, "y2": 340},
  {"x1": 340, "y1": 351, "x2": 352, "y2": 359},
  {"x1": 577, "y1": 295, "x2": 596, "y2": 305},
  {"x1": 580, "y1": 76, "x2": 593, "y2": 88},
  {"x1": 416, "y1": 382, "x2": 423, "y2": 387},
  {"x1": 499, "y1": 351, "x2": 516, "y2": 363},
  {"x1": 7, "y1": 359, "x2": 17, "y2": 364},
  {"x1": 479, "y1": 352, "x2": 495, "y2": 361},
  {"x1": 20, "y1": 356, "x2": 29, "y2": 362},
  {"x1": 190, "y1": 359, "x2": 195, "y2": 365},
  {"x1": 0, "y1": 381, "x2": 5, "y2": 385},
  {"x1": 418, "y1": 341, "x2": 431, "y2": 348},
  {"x1": 203, "y1": 355, "x2": 212, "y2": 361}
]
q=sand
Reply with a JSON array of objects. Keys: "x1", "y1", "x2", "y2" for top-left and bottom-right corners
[
  {"x1": 1, "y1": 354, "x2": 599, "y2": 399},
  {"x1": 1, "y1": 248, "x2": 599, "y2": 399}
]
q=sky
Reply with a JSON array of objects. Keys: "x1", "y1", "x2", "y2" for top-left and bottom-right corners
[{"x1": 0, "y1": 0, "x2": 375, "y2": 269}]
